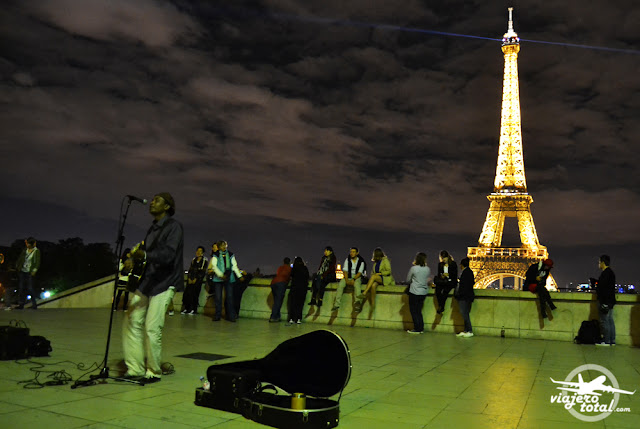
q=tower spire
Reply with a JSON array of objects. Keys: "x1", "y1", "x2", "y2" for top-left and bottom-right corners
[
  {"x1": 467, "y1": 8, "x2": 556, "y2": 291},
  {"x1": 504, "y1": 7, "x2": 518, "y2": 41}
]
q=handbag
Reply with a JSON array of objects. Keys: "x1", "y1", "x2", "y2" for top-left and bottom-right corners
[{"x1": 453, "y1": 282, "x2": 461, "y2": 299}]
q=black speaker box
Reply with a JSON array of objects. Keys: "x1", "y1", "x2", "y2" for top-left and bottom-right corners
[{"x1": 0, "y1": 325, "x2": 30, "y2": 360}]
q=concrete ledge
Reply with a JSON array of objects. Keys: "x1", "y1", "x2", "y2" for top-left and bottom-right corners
[
  {"x1": 213, "y1": 278, "x2": 640, "y2": 346},
  {"x1": 36, "y1": 275, "x2": 640, "y2": 346}
]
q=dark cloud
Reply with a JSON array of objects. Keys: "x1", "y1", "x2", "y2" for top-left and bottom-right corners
[{"x1": 1, "y1": 1, "x2": 638, "y2": 285}]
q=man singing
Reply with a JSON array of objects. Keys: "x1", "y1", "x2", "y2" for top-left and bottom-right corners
[{"x1": 122, "y1": 192, "x2": 184, "y2": 383}]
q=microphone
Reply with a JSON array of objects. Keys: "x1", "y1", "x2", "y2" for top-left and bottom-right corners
[{"x1": 126, "y1": 195, "x2": 148, "y2": 204}]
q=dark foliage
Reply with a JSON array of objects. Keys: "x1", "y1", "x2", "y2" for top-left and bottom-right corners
[{"x1": 0, "y1": 238, "x2": 115, "y2": 299}]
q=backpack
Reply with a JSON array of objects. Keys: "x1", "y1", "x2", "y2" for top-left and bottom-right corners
[{"x1": 574, "y1": 320, "x2": 601, "y2": 344}]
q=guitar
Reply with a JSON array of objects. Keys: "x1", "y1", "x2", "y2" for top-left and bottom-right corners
[{"x1": 125, "y1": 241, "x2": 146, "y2": 292}]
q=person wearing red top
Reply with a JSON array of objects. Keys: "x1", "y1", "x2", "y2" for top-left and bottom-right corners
[{"x1": 269, "y1": 257, "x2": 292, "y2": 322}]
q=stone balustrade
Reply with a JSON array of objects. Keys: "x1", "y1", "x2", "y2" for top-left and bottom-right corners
[{"x1": 35, "y1": 275, "x2": 640, "y2": 346}]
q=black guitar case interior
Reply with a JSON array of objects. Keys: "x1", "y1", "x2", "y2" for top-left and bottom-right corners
[{"x1": 195, "y1": 329, "x2": 351, "y2": 429}]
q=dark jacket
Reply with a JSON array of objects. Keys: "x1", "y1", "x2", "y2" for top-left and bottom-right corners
[
  {"x1": 436, "y1": 261, "x2": 458, "y2": 287},
  {"x1": 16, "y1": 248, "x2": 41, "y2": 275},
  {"x1": 457, "y1": 267, "x2": 475, "y2": 302},
  {"x1": 290, "y1": 264, "x2": 310, "y2": 291},
  {"x1": 316, "y1": 254, "x2": 337, "y2": 282},
  {"x1": 139, "y1": 216, "x2": 184, "y2": 296},
  {"x1": 596, "y1": 267, "x2": 616, "y2": 307},
  {"x1": 187, "y1": 256, "x2": 208, "y2": 283},
  {"x1": 525, "y1": 262, "x2": 550, "y2": 291}
]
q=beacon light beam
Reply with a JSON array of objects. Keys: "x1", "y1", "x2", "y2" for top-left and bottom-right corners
[{"x1": 260, "y1": 10, "x2": 640, "y2": 55}]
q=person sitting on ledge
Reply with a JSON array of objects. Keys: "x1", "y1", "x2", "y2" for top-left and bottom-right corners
[
  {"x1": 332, "y1": 247, "x2": 366, "y2": 312},
  {"x1": 434, "y1": 250, "x2": 457, "y2": 314},
  {"x1": 358, "y1": 247, "x2": 395, "y2": 309},
  {"x1": 309, "y1": 246, "x2": 336, "y2": 307},
  {"x1": 524, "y1": 258, "x2": 556, "y2": 319}
]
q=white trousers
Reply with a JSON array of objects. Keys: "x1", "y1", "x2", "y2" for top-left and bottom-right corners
[{"x1": 123, "y1": 286, "x2": 175, "y2": 378}]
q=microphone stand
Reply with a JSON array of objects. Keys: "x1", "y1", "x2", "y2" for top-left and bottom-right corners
[{"x1": 72, "y1": 196, "x2": 145, "y2": 388}]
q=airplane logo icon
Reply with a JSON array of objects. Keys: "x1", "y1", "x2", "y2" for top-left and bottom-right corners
[{"x1": 551, "y1": 374, "x2": 636, "y2": 396}]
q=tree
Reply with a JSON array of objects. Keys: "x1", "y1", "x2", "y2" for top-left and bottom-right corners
[{"x1": 2, "y1": 237, "x2": 116, "y2": 297}]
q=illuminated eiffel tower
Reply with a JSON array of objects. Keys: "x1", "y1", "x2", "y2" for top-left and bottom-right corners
[{"x1": 467, "y1": 8, "x2": 557, "y2": 290}]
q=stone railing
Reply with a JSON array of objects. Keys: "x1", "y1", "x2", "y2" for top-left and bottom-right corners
[
  {"x1": 210, "y1": 277, "x2": 640, "y2": 346},
  {"x1": 35, "y1": 275, "x2": 640, "y2": 346}
]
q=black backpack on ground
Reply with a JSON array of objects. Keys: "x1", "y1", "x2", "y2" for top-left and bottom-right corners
[{"x1": 575, "y1": 320, "x2": 601, "y2": 344}]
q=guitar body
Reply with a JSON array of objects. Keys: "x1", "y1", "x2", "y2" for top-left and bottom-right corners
[{"x1": 126, "y1": 242, "x2": 146, "y2": 292}]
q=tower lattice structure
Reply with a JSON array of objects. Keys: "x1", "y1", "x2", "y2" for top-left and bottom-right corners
[{"x1": 467, "y1": 8, "x2": 557, "y2": 290}]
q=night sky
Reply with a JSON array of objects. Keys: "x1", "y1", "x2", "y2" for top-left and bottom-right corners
[{"x1": 1, "y1": 1, "x2": 638, "y2": 286}]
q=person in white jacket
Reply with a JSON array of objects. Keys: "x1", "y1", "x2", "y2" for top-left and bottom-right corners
[{"x1": 207, "y1": 240, "x2": 244, "y2": 322}]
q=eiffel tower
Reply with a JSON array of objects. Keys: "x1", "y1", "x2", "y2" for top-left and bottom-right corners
[{"x1": 467, "y1": 8, "x2": 557, "y2": 290}]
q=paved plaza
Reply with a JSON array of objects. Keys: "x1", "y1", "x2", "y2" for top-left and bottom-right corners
[{"x1": 1, "y1": 308, "x2": 639, "y2": 428}]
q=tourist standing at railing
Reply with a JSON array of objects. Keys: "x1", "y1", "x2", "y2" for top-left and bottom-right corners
[
  {"x1": 406, "y1": 252, "x2": 431, "y2": 334},
  {"x1": 594, "y1": 255, "x2": 616, "y2": 346},
  {"x1": 309, "y1": 246, "x2": 336, "y2": 308},
  {"x1": 181, "y1": 246, "x2": 208, "y2": 315},
  {"x1": 524, "y1": 259, "x2": 556, "y2": 319},
  {"x1": 359, "y1": 247, "x2": 395, "y2": 310},
  {"x1": 233, "y1": 269, "x2": 253, "y2": 318},
  {"x1": 269, "y1": 257, "x2": 292, "y2": 322},
  {"x1": 208, "y1": 240, "x2": 244, "y2": 322},
  {"x1": 114, "y1": 248, "x2": 131, "y2": 311},
  {"x1": 455, "y1": 257, "x2": 475, "y2": 338},
  {"x1": 288, "y1": 256, "x2": 309, "y2": 324},
  {"x1": 434, "y1": 250, "x2": 457, "y2": 314}
]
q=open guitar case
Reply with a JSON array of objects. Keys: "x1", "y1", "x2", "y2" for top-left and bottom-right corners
[{"x1": 195, "y1": 330, "x2": 352, "y2": 428}]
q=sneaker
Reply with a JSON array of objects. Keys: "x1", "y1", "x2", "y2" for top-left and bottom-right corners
[
  {"x1": 308, "y1": 299, "x2": 317, "y2": 306},
  {"x1": 181, "y1": 309, "x2": 188, "y2": 315},
  {"x1": 463, "y1": 332, "x2": 474, "y2": 338},
  {"x1": 456, "y1": 332, "x2": 467, "y2": 337},
  {"x1": 331, "y1": 306, "x2": 340, "y2": 312},
  {"x1": 4, "y1": 307, "x2": 12, "y2": 311},
  {"x1": 168, "y1": 310, "x2": 174, "y2": 316},
  {"x1": 296, "y1": 319, "x2": 302, "y2": 324},
  {"x1": 213, "y1": 317, "x2": 221, "y2": 321},
  {"x1": 189, "y1": 310, "x2": 196, "y2": 315},
  {"x1": 407, "y1": 330, "x2": 423, "y2": 334},
  {"x1": 317, "y1": 300, "x2": 323, "y2": 307},
  {"x1": 269, "y1": 318, "x2": 280, "y2": 323},
  {"x1": 287, "y1": 319, "x2": 295, "y2": 325},
  {"x1": 595, "y1": 342, "x2": 611, "y2": 347}
]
